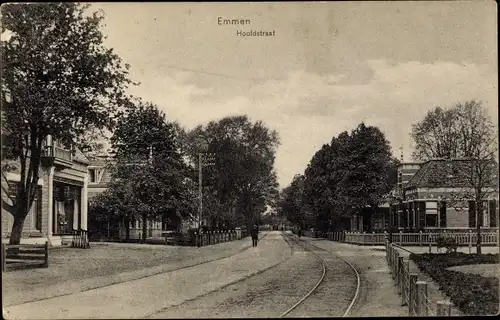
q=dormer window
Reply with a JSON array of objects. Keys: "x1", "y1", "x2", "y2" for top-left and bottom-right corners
[{"x1": 89, "y1": 169, "x2": 97, "y2": 183}]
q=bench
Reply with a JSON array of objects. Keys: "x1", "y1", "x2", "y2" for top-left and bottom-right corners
[{"x1": 1, "y1": 242, "x2": 49, "y2": 272}]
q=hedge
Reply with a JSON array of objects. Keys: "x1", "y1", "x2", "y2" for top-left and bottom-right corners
[{"x1": 410, "y1": 253, "x2": 499, "y2": 316}]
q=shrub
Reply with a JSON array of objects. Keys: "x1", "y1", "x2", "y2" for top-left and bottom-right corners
[
  {"x1": 437, "y1": 236, "x2": 458, "y2": 253},
  {"x1": 410, "y1": 253, "x2": 499, "y2": 315}
]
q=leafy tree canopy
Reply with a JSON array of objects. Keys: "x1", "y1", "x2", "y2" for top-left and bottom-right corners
[{"x1": 1, "y1": 3, "x2": 133, "y2": 244}]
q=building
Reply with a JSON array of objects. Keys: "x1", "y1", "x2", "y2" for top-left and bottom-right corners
[
  {"x1": 350, "y1": 203, "x2": 391, "y2": 232},
  {"x1": 390, "y1": 159, "x2": 499, "y2": 231},
  {"x1": 1, "y1": 137, "x2": 90, "y2": 246}
]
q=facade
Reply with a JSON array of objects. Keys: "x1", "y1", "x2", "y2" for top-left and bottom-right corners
[
  {"x1": 350, "y1": 203, "x2": 391, "y2": 232},
  {"x1": 1, "y1": 138, "x2": 89, "y2": 246},
  {"x1": 390, "y1": 159, "x2": 499, "y2": 231}
]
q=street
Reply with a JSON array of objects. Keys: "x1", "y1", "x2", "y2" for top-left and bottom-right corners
[{"x1": 3, "y1": 232, "x2": 406, "y2": 319}]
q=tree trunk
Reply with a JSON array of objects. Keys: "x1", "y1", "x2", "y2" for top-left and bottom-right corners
[
  {"x1": 9, "y1": 214, "x2": 26, "y2": 246},
  {"x1": 476, "y1": 201, "x2": 483, "y2": 254},
  {"x1": 8, "y1": 199, "x2": 31, "y2": 246},
  {"x1": 142, "y1": 214, "x2": 147, "y2": 242}
]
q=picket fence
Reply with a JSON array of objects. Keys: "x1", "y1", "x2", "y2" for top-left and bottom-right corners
[
  {"x1": 193, "y1": 229, "x2": 249, "y2": 247},
  {"x1": 326, "y1": 230, "x2": 498, "y2": 247},
  {"x1": 386, "y1": 241, "x2": 454, "y2": 316}
]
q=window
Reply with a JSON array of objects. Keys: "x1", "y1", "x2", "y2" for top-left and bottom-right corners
[
  {"x1": 89, "y1": 169, "x2": 97, "y2": 183},
  {"x1": 31, "y1": 187, "x2": 43, "y2": 231},
  {"x1": 425, "y1": 214, "x2": 438, "y2": 227},
  {"x1": 482, "y1": 201, "x2": 489, "y2": 227},
  {"x1": 425, "y1": 201, "x2": 438, "y2": 227},
  {"x1": 53, "y1": 183, "x2": 81, "y2": 235},
  {"x1": 426, "y1": 201, "x2": 438, "y2": 213}
]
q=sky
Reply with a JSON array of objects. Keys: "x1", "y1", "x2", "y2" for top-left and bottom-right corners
[{"x1": 89, "y1": 1, "x2": 498, "y2": 188}]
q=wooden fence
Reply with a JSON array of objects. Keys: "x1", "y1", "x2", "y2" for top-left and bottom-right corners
[
  {"x1": 326, "y1": 230, "x2": 498, "y2": 247},
  {"x1": 193, "y1": 229, "x2": 249, "y2": 247},
  {"x1": 386, "y1": 241, "x2": 453, "y2": 316},
  {"x1": 72, "y1": 229, "x2": 90, "y2": 249},
  {"x1": 2, "y1": 242, "x2": 49, "y2": 272}
]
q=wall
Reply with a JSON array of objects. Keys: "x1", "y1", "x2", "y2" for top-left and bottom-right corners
[{"x1": 446, "y1": 206, "x2": 469, "y2": 228}]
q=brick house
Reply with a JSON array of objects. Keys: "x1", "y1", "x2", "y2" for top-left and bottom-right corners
[
  {"x1": 350, "y1": 203, "x2": 391, "y2": 232},
  {"x1": 1, "y1": 136, "x2": 89, "y2": 246},
  {"x1": 87, "y1": 154, "x2": 197, "y2": 241},
  {"x1": 389, "y1": 159, "x2": 499, "y2": 231}
]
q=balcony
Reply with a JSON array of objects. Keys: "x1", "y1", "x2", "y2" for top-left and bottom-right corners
[{"x1": 42, "y1": 145, "x2": 73, "y2": 167}]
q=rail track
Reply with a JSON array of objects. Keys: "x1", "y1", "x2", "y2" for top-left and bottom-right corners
[
  {"x1": 280, "y1": 232, "x2": 361, "y2": 318},
  {"x1": 153, "y1": 231, "x2": 361, "y2": 318}
]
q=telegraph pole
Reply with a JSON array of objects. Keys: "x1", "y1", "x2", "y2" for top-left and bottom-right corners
[{"x1": 198, "y1": 153, "x2": 203, "y2": 232}]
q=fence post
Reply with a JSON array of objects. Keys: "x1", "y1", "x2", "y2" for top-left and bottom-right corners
[
  {"x1": 1, "y1": 243, "x2": 6, "y2": 272},
  {"x1": 394, "y1": 251, "x2": 399, "y2": 278},
  {"x1": 398, "y1": 256, "x2": 404, "y2": 295},
  {"x1": 416, "y1": 281, "x2": 429, "y2": 316},
  {"x1": 399, "y1": 230, "x2": 402, "y2": 246},
  {"x1": 44, "y1": 241, "x2": 49, "y2": 268},
  {"x1": 437, "y1": 301, "x2": 452, "y2": 316},
  {"x1": 408, "y1": 273, "x2": 418, "y2": 316},
  {"x1": 390, "y1": 247, "x2": 394, "y2": 277},
  {"x1": 372, "y1": 232, "x2": 375, "y2": 245},
  {"x1": 402, "y1": 260, "x2": 410, "y2": 306},
  {"x1": 388, "y1": 245, "x2": 392, "y2": 272},
  {"x1": 394, "y1": 250, "x2": 398, "y2": 278},
  {"x1": 468, "y1": 230, "x2": 472, "y2": 254},
  {"x1": 419, "y1": 231, "x2": 423, "y2": 246},
  {"x1": 429, "y1": 242, "x2": 432, "y2": 253}
]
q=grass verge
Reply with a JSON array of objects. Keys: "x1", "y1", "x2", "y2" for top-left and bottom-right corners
[{"x1": 409, "y1": 252, "x2": 498, "y2": 316}]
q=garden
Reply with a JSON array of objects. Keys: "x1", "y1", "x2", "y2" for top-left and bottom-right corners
[{"x1": 410, "y1": 250, "x2": 499, "y2": 316}]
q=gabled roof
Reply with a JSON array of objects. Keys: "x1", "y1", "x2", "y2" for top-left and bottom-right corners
[
  {"x1": 405, "y1": 158, "x2": 498, "y2": 189},
  {"x1": 72, "y1": 147, "x2": 90, "y2": 165}
]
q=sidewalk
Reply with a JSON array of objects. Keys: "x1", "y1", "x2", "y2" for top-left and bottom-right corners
[
  {"x1": 3, "y1": 233, "x2": 266, "y2": 307},
  {"x1": 3, "y1": 232, "x2": 290, "y2": 319},
  {"x1": 300, "y1": 237, "x2": 408, "y2": 317}
]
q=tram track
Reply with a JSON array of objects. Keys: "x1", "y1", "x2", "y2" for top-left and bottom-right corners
[
  {"x1": 280, "y1": 233, "x2": 361, "y2": 318},
  {"x1": 148, "y1": 231, "x2": 359, "y2": 318},
  {"x1": 147, "y1": 232, "x2": 322, "y2": 318}
]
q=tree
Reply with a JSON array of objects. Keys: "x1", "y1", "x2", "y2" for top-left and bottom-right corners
[
  {"x1": 1, "y1": 3, "x2": 133, "y2": 245},
  {"x1": 88, "y1": 180, "x2": 135, "y2": 241},
  {"x1": 183, "y1": 115, "x2": 280, "y2": 229},
  {"x1": 411, "y1": 101, "x2": 499, "y2": 253},
  {"x1": 278, "y1": 174, "x2": 315, "y2": 229},
  {"x1": 411, "y1": 101, "x2": 496, "y2": 160},
  {"x1": 299, "y1": 123, "x2": 394, "y2": 232},
  {"x1": 109, "y1": 100, "x2": 195, "y2": 241}
]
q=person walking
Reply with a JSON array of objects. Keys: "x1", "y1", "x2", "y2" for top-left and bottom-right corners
[{"x1": 251, "y1": 224, "x2": 259, "y2": 247}]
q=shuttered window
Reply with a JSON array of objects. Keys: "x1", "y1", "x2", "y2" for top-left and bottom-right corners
[
  {"x1": 490, "y1": 200, "x2": 497, "y2": 227},
  {"x1": 418, "y1": 202, "x2": 426, "y2": 229},
  {"x1": 439, "y1": 202, "x2": 447, "y2": 228},
  {"x1": 468, "y1": 201, "x2": 476, "y2": 228}
]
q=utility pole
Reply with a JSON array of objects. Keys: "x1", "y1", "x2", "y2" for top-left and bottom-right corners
[{"x1": 198, "y1": 153, "x2": 203, "y2": 232}]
